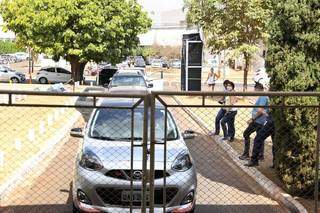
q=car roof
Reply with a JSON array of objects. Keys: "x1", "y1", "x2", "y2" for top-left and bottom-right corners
[
  {"x1": 98, "y1": 98, "x2": 163, "y2": 108},
  {"x1": 115, "y1": 70, "x2": 143, "y2": 76}
]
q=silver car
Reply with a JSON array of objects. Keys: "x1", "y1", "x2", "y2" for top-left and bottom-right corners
[{"x1": 72, "y1": 98, "x2": 197, "y2": 213}]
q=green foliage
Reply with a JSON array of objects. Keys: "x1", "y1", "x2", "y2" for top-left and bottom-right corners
[
  {"x1": 0, "y1": 41, "x2": 24, "y2": 54},
  {"x1": 185, "y1": 0, "x2": 271, "y2": 90},
  {"x1": 1, "y1": 0, "x2": 151, "y2": 80},
  {"x1": 266, "y1": 0, "x2": 320, "y2": 196}
]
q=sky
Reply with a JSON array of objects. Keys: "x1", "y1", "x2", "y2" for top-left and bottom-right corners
[{"x1": 137, "y1": 0, "x2": 184, "y2": 12}]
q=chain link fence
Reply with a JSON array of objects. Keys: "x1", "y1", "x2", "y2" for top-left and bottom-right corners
[{"x1": 0, "y1": 90, "x2": 319, "y2": 213}]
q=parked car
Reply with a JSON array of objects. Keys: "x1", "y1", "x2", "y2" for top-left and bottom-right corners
[
  {"x1": 151, "y1": 59, "x2": 163, "y2": 68},
  {"x1": 14, "y1": 52, "x2": 29, "y2": 61},
  {"x1": 36, "y1": 66, "x2": 72, "y2": 84},
  {"x1": 170, "y1": 59, "x2": 181, "y2": 68},
  {"x1": 134, "y1": 56, "x2": 146, "y2": 67},
  {"x1": 71, "y1": 98, "x2": 197, "y2": 213},
  {"x1": 0, "y1": 65, "x2": 25, "y2": 83},
  {"x1": 107, "y1": 69, "x2": 152, "y2": 93},
  {"x1": 253, "y1": 67, "x2": 270, "y2": 86}
]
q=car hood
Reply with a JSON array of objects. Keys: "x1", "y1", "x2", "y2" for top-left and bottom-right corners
[{"x1": 83, "y1": 138, "x2": 188, "y2": 170}]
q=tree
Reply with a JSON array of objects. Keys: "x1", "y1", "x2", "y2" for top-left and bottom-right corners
[
  {"x1": 0, "y1": 41, "x2": 24, "y2": 54},
  {"x1": 185, "y1": 0, "x2": 270, "y2": 91},
  {"x1": 1, "y1": 0, "x2": 151, "y2": 82},
  {"x1": 266, "y1": 0, "x2": 320, "y2": 196}
]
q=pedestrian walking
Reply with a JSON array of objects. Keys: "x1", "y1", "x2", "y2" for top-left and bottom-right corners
[
  {"x1": 245, "y1": 115, "x2": 275, "y2": 167},
  {"x1": 239, "y1": 82, "x2": 269, "y2": 160},
  {"x1": 209, "y1": 80, "x2": 230, "y2": 136},
  {"x1": 220, "y1": 81, "x2": 238, "y2": 142},
  {"x1": 206, "y1": 67, "x2": 220, "y2": 92}
]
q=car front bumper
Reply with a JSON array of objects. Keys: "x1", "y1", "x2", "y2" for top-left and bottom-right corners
[{"x1": 73, "y1": 164, "x2": 197, "y2": 213}]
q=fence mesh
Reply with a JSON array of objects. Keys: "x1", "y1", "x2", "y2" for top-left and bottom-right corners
[{"x1": 0, "y1": 92, "x2": 318, "y2": 213}]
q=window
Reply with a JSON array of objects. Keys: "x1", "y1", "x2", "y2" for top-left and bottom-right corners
[
  {"x1": 43, "y1": 68, "x2": 55, "y2": 72},
  {"x1": 57, "y1": 68, "x2": 71, "y2": 74},
  {"x1": 89, "y1": 108, "x2": 178, "y2": 141},
  {"x1": 111, "y1": 75, "x2": 147, "y2": 87}
]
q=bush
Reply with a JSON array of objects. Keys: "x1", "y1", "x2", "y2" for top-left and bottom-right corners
[
  {"x1": 0, "y1": 40, "x2": 25, "y2": 54},
  {"x1": 266, "y1": 1, "x2": 320, "y2": 196}
]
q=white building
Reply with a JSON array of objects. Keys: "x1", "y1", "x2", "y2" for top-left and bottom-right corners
[
  {"x1": 0, "y1": 17, "x2": 15, "y2": 41},
  {"x1": 138, "y1": 1, "x2": 198, "y2": 47}
]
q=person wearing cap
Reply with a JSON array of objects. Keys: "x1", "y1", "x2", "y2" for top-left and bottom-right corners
[
  {"x1": 239, "y1": 82, "x2": 269, "y2": 160},
  {"x1": 209, "y1": 80, "x2": 232, "y2": 136},
  {"x1": 220, "y1": 80, "x2": 238, "y2": 142}
]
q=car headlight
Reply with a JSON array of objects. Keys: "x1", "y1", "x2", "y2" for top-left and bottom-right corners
[
  {"x1": 79, "y1": 149, "x2": 103, "y2": 171},
  {"x1": 172, "y1": 152, "x2": 192, "y2": 172}
]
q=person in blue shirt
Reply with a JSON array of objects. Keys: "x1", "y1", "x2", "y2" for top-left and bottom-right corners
[{"x1": 239, "y1": 82, "x2": 269, "y2": 160}]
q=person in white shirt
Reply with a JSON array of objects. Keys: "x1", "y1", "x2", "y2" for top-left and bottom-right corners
[
  {"x1": 220, "y1": 81, "x2": 238, "y2": 142},
  {"x1": 206, "y1": 67, "x2": 220, "y2": 91}
]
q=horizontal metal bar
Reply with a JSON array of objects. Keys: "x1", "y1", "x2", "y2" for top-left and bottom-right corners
[
  {"x1": 165, "y1": 104, "x2": 320, "y2": 108},
  {"x1": 0, "y1": 90, "x2": 147, "y2": 98},
  {"x1": 0, "y1": 104, "x2": 133, "y2": 109},
  {"x1": 152, "y1": 91, "x2": 320, "y2": 97}
]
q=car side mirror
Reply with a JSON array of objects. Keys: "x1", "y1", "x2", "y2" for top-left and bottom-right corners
[
  {"x1": 182, "y1": 129, "x2": 195, "y2": 140},
  {"x1": 148, "y1": 83, "x2": 153, "y2": 88},
  {"x1": 70, "y1": 128, "x2": 83, "y2": 138}
]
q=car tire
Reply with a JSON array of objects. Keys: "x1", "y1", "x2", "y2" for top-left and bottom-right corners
[
  {"x1": 10, "y1": 77, "x2": 20, "y2": 83},
  {"x1": 39, "y1": 77, "x2": 48, "y2": 84}
]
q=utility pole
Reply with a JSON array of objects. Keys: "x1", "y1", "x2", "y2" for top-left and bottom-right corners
[{"x1": 28, "y1": 47, "x2": 32, "y2": 84}]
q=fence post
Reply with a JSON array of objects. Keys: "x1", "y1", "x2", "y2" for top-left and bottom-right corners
[
  {"x1": 315, "y1": 106, "x2": 320, "y2": 213},
  {"x1": 141, "y1": 94, "x2": 149, "y2": 213},
  {"x1": 149, "y1": 93, "x2": 156, "y2": 213}
]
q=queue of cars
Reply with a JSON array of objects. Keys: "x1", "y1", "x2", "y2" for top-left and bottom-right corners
[{"x1": 70, "y1": 65, "x2": 197, "y2": 212}]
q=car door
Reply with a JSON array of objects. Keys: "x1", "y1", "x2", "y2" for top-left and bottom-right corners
[
  {"x1": 57, "y1": 68, "x2": 71, "y2": 83},
  {"x1": 43, "y1": 67, "x2": 57, "y2": 82},
  {"x1": 0, "y1": 68, "x2": 7, "y2": 81}
]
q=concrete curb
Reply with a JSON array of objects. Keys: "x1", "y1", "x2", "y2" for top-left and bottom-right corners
[
  {"x1": 172, "y1": 96, "x2": 307, "y2": 213},
  {"x1": 0, "y1": 109, "x2": 81, "y2": 201}
]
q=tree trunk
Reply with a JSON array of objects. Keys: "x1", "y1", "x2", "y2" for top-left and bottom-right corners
[
  {"x1": 69, "y1": 56, "x2": 87, "y2": 83},
  {"x1": 243, "y1": 52, "x2": 250, "y2": 91}
]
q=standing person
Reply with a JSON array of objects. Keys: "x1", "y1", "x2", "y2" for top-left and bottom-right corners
[
  {"x1": 239, "y1": 82, "x2": 269, "y2": 160},
  {"x1": 245, "y1": 114, "x2": 275, "y2": 167},
  {"x1": 209, "y1": 80, "x2": 230, "y2": 136},
  {"x1": 206, "y1": 66, "x2": 220, "y2": 91},
  {"x1": 220, "y1": 81, "x2": 238, "y2": 142}
]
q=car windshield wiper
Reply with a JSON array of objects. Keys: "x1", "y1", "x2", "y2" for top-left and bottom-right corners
[
  {"x1": 90, "y1": 136, "x2": 117, "y2": 141},
  {"x1": 117, "y1": 137, "x2": 143, "y2": 141}
]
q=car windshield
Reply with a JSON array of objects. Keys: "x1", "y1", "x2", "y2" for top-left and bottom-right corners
[
  {"x1": 89, "y1": 108, "x2": 179, "y2": 141},
  {"x1": 111, "y1": 75, "x2": 146, "y2": 87}
]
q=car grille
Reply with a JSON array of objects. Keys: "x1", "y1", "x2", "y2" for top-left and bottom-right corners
[
  {"x1": 96, "y1": 187, "x2": 179, "y2": 206},
  {"x1": 105, "y1": 170, "x2": 170, "y2": 181}
]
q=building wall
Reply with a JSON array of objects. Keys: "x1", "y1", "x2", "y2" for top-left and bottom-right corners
[{"x1": 0, "y1": 16, "x2": 15, "y2": 41}]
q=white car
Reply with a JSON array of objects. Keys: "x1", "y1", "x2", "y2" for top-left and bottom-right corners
[
  {"x1": 0, "y1": 65, "x2": 25, "y2": 83},
  {"x1": 253, "y1": 67, "x2": 270, "y2": 86},
  {"x1": 36, "y1": 66, "x2": 72, "y2": 84},
  {"x1": 151, "y1": 59, "x2": 163, "y2": 68},
  {"x1": 14, "y1": 52, "x2": 29, "y2": 61}
]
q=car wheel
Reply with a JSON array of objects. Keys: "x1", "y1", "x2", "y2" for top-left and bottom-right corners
[
  {"x1": 39, "y1": 77, "x2": 48, "y2": 84},
  {"x1": 10, "y1": 77, "x2": 20, "y2": 83}
]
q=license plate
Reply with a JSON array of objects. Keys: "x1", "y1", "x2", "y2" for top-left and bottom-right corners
[{"x1": 121, "y1": 191, "x2": 150, "y2": 202}]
